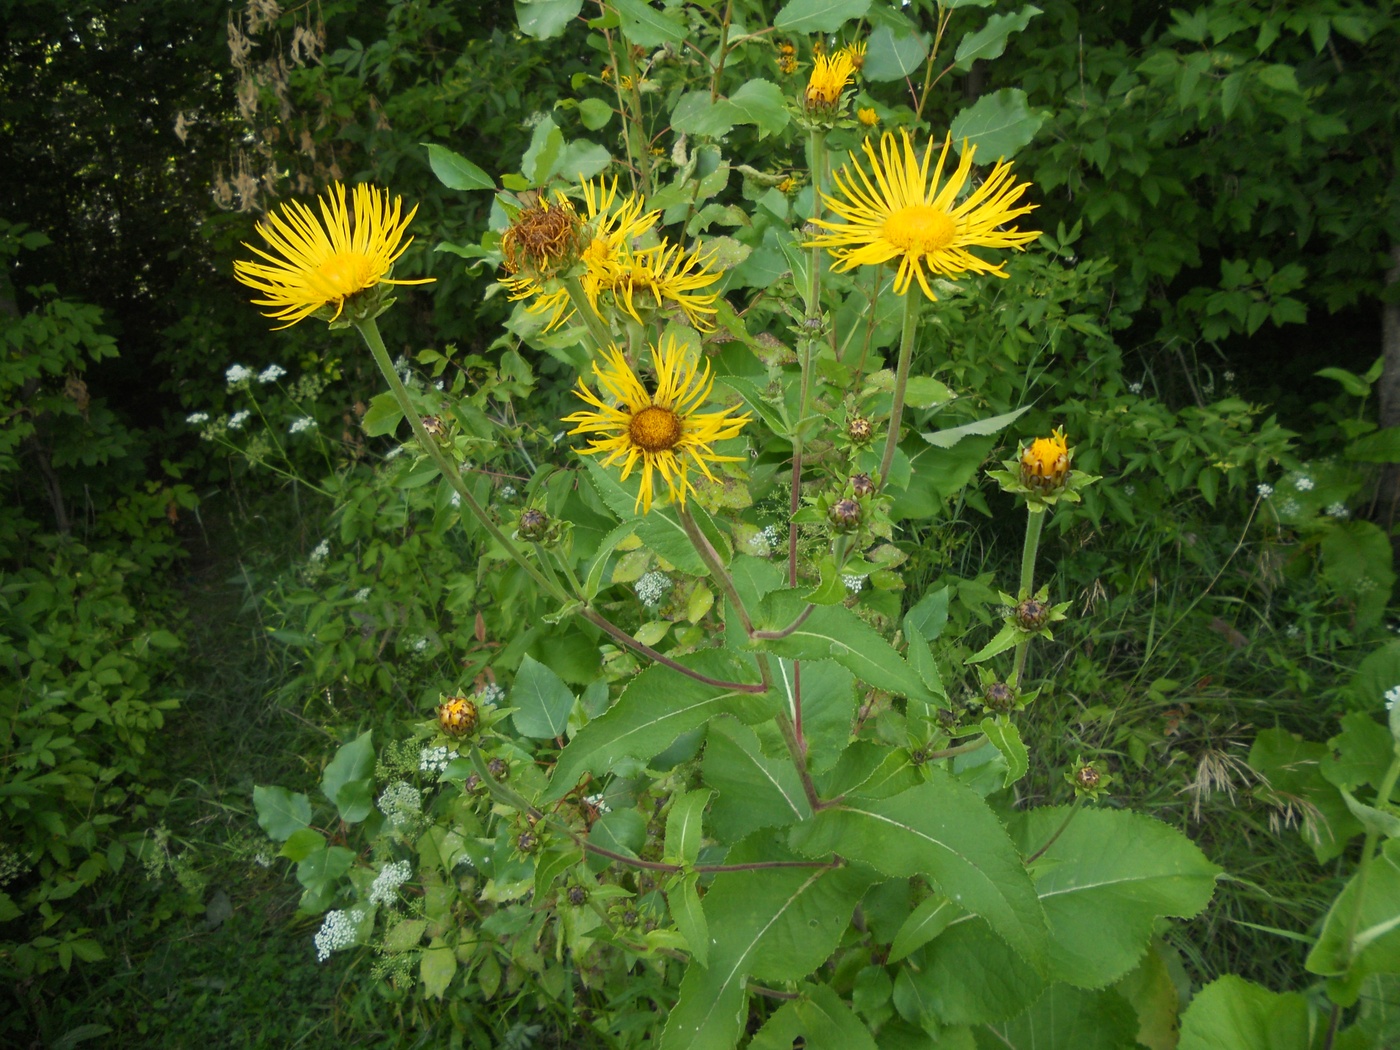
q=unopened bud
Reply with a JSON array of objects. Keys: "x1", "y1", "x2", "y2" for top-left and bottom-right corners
[
  {"x1": 829, "y1": 498, "x2": 862, "y2": 531},
  {"x1": 1016, "y1": 597, "x2": 1050, "y2": 631},
  {"x1": 850, "y1": 472, "x2": 874, "y2": 497},
  {"x1": 518, "y1": 508, "x2": 549, "y2": 541},
  {"x1": 1019, "y1": 429, "x2": 1070, "y2": 496},
  {"x1": 437, "y1": 696, "x2": 478, "y2": 737},
  {"x1": 847, "y1": 416, "x2": 873, "y2": 443},
  {"x1": 983, "y1": 681, "x2": 1015, "y2": 713}
]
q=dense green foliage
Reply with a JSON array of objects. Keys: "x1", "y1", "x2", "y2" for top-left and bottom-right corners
[{"x1": 2, "y1": 0, "x2": 1399, "y2": 1047}]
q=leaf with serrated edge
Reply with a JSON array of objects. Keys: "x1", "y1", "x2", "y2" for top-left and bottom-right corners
[
  {"x1": 543, "y1": 650, "x2": 769, "y2": 801},
  {"x1": 789, "y1": 773, "x2": 1048, "y2": 967},
  {"x1": 665, "y1": 788, "x2": 713, "y2": 866},
  {"x1": 889, "y1": 893, "x2": 964, "y2": 963},
  {"x1": 668, "y1": 873, "x2": 709, "y2": 967},
  {"x1": 705, "y1": 718, "x2": 811, "y2": 839}
]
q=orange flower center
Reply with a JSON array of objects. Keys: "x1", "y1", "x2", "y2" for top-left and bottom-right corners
[
  {"x1": 312, "y1": 251, "x2": 376, "y2": 297},
  {"x1": 882, "y1": 205, "x2": 957, "y2": 254},
  {"x1": 629, "y1": 405, "x2": 682, "y2": 453}
]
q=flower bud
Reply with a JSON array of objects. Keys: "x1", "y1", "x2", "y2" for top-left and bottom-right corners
[
  {"x1": 1074, "y1": 764, "x2": 1101, "y2": 791},
  {"x1": 1019, "y1": 429, "x2": 1070, "y2": 496},
  {"x1": 437, "y1": 696, "x2": 478, "y2": 737},
  {"x1": 850, "y1": 472, "x2": 875, "y2": 498},
  {"x1": 1016, "y1": 597, "x2": 1050, "y2": 631},
  {"x1": 847, "y1": 416, "x2": 873, "y2": 444},
  {"x1": 829, "y1": 497, "x2": 862, "y2": 532},
  {"x1": 518, "y1": 508, "x2": 550, "y2": 541},
  {"x1": 566, "y1": 885, "x2": 589, "y2": 907},
  {"x1": 420, "y1": 415, "x2": 446, "y2": 439},
  {"x1": 983, "y1": 681, "x2": 1015, "y2": 713},
  {"x1": 487, "y1": 757, "x2": 509, "y2": 780},
  {"x1": 516, "y1": 830, "x2": 539, "y2": 853}
]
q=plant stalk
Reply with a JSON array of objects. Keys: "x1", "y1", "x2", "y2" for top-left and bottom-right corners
[
  {"x1": 1011, "y1": 506, "x2": 1046, "y2": 687},
  {"x1": 878, "y1": 290, "x2": 922, "y2": 484}
]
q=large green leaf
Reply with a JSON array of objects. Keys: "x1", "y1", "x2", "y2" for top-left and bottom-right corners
[
  {"x1": 789, "y1": 772, "x2": 1047, "y2": 967},
  {"x1": 794, "y1": 984, "x2": 880, "y2": 1050},
  {"x1": 424, "y1": 144, "x2": 494, "y2": 190},
  {"x1": 920, "y1": 407, "x2": 1028, "y2": 448},
  {"x1": 948, "y1": 89, "x2": 1044, "y2": 160},
  {"x1": 1177, "y1": 975, "x2": 1313, "y2": 1050},
  {"x1": 320, "y1": 730, "x2": 374, "y2": 822},
  {"x1": 1249, "y1": 727, "x2": 1361, "y2": 862},
  {"x1": 752, "y1": 591, "x2": 941, "y2": 704},
  {"x1": 514, "y1": 0, "x2": 581, "y2": 40},
  {"x1": 974, "y1": 984, "x2": 1142, "y2": 1049},
  {"x1": 773, "y1": 658, "x2": 855, "y2": 773},
  {"x1": 512, "y1": 654, "x2": 575, "y2": 739},
  {"x1": 1308, "y1": 839, "x2": 1400, "y2": 986},
  {"x1": 1011, "y1": 807, "x2": 1220, "y2": 988},
  {"x1": 864, "y1": 23, "x2": 929, "y2": 82},
  {"x1": 664, "y1": 788, "x2": 712, "y2": 866},
  {"x1": 773, "y1": 0, "x2": 872, "y2": 33},
  {"x1": 704, "y1": 717, "x2": 811, "y2": 840},
  {"x1": 722, "y1": 79, "x2": 790, "y2": 139},
  {"x1": 612, "y1": 0, "x2": 687, "y2": 47},
  {"x1": 253, "y1": 785, "x2": 312, "y2": 842},
  {"x1": 896, "y1": 917, "x2": 1044, "y2": 1026},
  {"x1": 953, "y1": 6, "x2": 1042, "y2": 71},
  {"x1": 659, "y1": 842, "x2": 873, "y2": 1049},
  {"x1": 582, "y1": 459, "x2": 707, "y2": 574},
  {"x1": 544, "y1": 650, "x2": 771, "y2": 800}
]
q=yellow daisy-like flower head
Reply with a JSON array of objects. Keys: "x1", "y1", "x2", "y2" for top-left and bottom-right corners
[
  {"x1": 607, "y1": 240, "x2": 723, "y2": 331},
  {"x1": 857, "y1": 106, "x2": 879, "y2": 127},
  {"x1": 233, "y1": 183, "x2": 433, "y2": 328},
  {"x1": 1019, "y1": 428, "x2": 1070, "y2": 495},
  {"x1": 804, "y1": 49, "x2": 856, "y2": 111},
  {"x1": 806, "y1": 130, "x2": 1041, "y2": 300},
  {"x1": 841, "y1": 40, "x2": 867, "y2": 72},
  {"x1": 562, "y1": 337, "x2": 750, "y2": 513}
]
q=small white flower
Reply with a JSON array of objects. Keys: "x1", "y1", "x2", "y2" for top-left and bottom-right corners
[
  {"x1": 434, "y1": 380, "x2": 445, "y2": 391},
  {"x1": 1123, "y1": 483, "x2": 1136, "y2": 497},
  {"x1": 1326, "y1": 502, "x2": 1349, "y2": 519},
  {"x1": 368, "y1": 860, "x2": 413, "y2": 905},
  {"x1": 378, "y1": 781, "x2": 422, "y2": 825},
  {"x1": 475, "y1": 683, "x2": 506, "y2": 707},
  {"x1": 1128, "y1": 381, "x2": 1143, "y2": 395},
  {"x1": 354, "y1": 587, "x2": 371, "y2": 602},
  {"x1": 635, "y1": 571, "x2": 673, "y2": 608},
  {"x1": 253, "y1": 851, "x2": 272, "y2": 868},
  {"x1": 226, "y1": 364, "x2": 254, "y2": 385},
  {"x1": 1295, "y1": 476, "x2": 1315, "y2": 492},
  {"x1": 1285, "y1": 623, "x2": 1301, "y2": 639},
  {"x1": 289, "y1": 416, "x2": 317, "y2": 434},
  {"x1": 417, "y1": 746, "x2": 458, "y2": 777},
  {"x1": 749, "y1": 524, "x2": 784, "y2": 557},
  {"x1": 258, "y1": 364, "x2": 287, "y2": 384},
  {"x1": 583, "y1": 792, "x2": 611, "y2": 814},
  {"x1": 314, "y1": 908, "x2": 365, "y2": 962},
  {"x1": 186, "y1": 411, "x2": 209, "y2": 425},
  {"x1": 1223, "y1": 370, "x2": 1236, "y2": 382},
  {"x1": 412, "y1": 637, "x2": 429, "y2": 653},
  {"x1": 499, "y1": 485, "x2": 517, "y2": 501},
  {"x1": 1257, "y1": 483, "x2": 1274, "y2": 499},
  {"x1": 1385, "y1": 685, "x2": 1400, "y2": 711},
  {"x1": 842, "y1": 574, "x2": 866, "y2": 594},
  {"x1": 384, "y1": 446, "x2": 405, "y2": 460},
  {"x1": 450, "y1": 491, "x2": 461, "y2": 507},
  {"x1": 1280, "y1": 498, "x2": 1300, "y2": 516},
  {"x1": 228, "y1": 410, "x2": 251, "y2": 430},
  {"x1": 309, "y1": 539, "x2": 330, "y2": 563}
]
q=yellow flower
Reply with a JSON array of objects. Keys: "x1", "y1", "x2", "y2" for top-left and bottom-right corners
[
  {"x1": 562, "y1": 337, "x2": 750, "y2": 513},
  {"x1": 1020, "y1": 429, "x2": 1070, "y2": 494},
  {"x1": 600, "y1": 239, "x2": 723, "y2": 331},
  {"x1": 804, "y1": 49, "x2": 856, "y2": 110},
  {"x1": 841, "y1": 40, "x2": 867, "y2": 71},
  {"x1": 857, "y1": 107, "x2": 879, "y2": 127},
  {"x1": 233, "y1": 183, "x2": 433, "y2": 328},
  {"x1": 806, "y1": 130, "x2": 1040, "y2": 300},
  {"x1": 779, "y1": 54, "x2": 798, "y2": 75}
]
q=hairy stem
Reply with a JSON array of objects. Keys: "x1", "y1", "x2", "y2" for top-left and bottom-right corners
[
  {"x1": 878, "y1": 290, "x2": 922, "y2": 484},
  {"x1": 1010, "y1": 506, "x2": 1046, "y2": 688}
]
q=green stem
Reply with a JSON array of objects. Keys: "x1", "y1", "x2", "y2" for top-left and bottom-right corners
[
  {"x1": 776, "y1": 710, "x2": 827, "y2": 812},
  {"x1": 790, "y1": 127, "x2": 828, "y2": 586},
  {"x1": 923, "y1": 734, "x2": 989, "y2": 763},
  {"x1": 357, "y1": 318, "x2": 563, "y2": 601},
  {"x1": 580, "y1": 607, "x2": 767, "y2": 693},
  {"x1": 678, "y1": 504, "x2": 755, "y2": 637},
  {"x1": 1010, "y1": 507, "x2": 1046, "y2": 688},
  {"x1": 710, "y1": 0, "x2": 734, "y2": 101},
  {"x1": 561, "y1": 275, "x2": 614, "y2": 354},
  {"x1": 1341, "y1": 752, "x2": 1400, "y2": 968},
  {"x1": 878, "y1": 290, "x2": 922, "y2": 484}
]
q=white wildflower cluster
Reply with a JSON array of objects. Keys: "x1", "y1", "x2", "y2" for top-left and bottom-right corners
[
  {"x1": 314, "y1": 908, "x2": 364, "y2": 962},
  {"x1": 289, "y1": 416, "x2": 317, "y2": 434},
  {"x1": 1280, "y1": 498, "x2": 1301, "y2": 516},
  {"x1": 635, "y1": 571, "x2": 673, "y2": 608},
  {"x1": 1385, "y1": 685, "x2": 1400, "y2": 712},
  {"x1": 1327, "y1": 502, "x2": 1350, "y2": 519},
  {"x1": 419, "y1": 746, "x2": 459, "y2": 775},
  {"x1": 226, "y1": 364, "x2": 254, "y2": 385},
  {"x1": 1123, "y1": 483, "x2": 1136, "y2": 497},
  {"x1": 1223, "y1": 370, "x2": 1236, "y2": 382},
  {"x1": 377, "y1": 781, "x2": 422, "y2": 826},
  {"x1": 499, "y1": 485, "x2": 518, "y2": 501},
  {"x1": 309, "y1": 539, "x2": 330, "y2": 564},
  {"x1": 228, "y1": 410, "x2": 251, "y2": 430},
  {"x1": 368, "y1": 860, "x2": 413, "y2": 906},
  {"x1": 253, "y1": 851, "x2": 272, "y2": 869},
  {"x1": 748, "y1": 524, "x2": 784, "y2": 557},
  {"x1": 843, "y1": 574, "x2": 867, "y2": 595},
  {"x1": 1257, "y1": 483, "x2": 1274, "y2": 499},
  {"x1": 1294, "y1": 476, "x2": 1315, "y2": 492},
  {"x1": 258, "y1": 364, "x2": 287, "y2": 384},
  {"x1": 353, "y1": 587, "x2": 371, "y2": 602},
  {"x1": 412, "y1": 636, "x2": 429, "y2": 653},
  {"x1": 1128, "y1": 381, "x2": 1143, "y2": 395},
  {"x1": 0, "y1": 845, "x2": 29, "y2": 887},
  {"x1": 1285, "y1": 623, "x2": 1301, "y2": 639},
  {"x1": 475, "y1": 683, "x2": 506, "y2": 707},
  {"x1": 186, "y1": 411, "x2": 209, "y2": 425},
  {"x1": 583, "y1": 792, "x2": 611, "y2": 814},
  {"x1": 450, "y1": 490, "x2": 461, "y2": 507},
  {"x1": 384, "y1": 445, "x2": 406, "y2": 460}
]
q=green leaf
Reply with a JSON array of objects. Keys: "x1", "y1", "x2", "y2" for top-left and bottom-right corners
[
  {"x1": 789, "y1": 773, "x2": 1048, "y2": 967},
  {"x1": 424, "y1": 144, "x2": 494, "y2": 191},
  {"x1": 705, "y1": 718, "x2": 812, "y2": 840},
  {"x1": 1012, "y1": 807, "x2": 1220, "y2": 988},
  {"x1": 589, "y1": 808, "x2": 647, "y2": 862},
  {"x1": 1308, "y1": 839, "x2": 1400, "y2": 984},
  {"x1": 1323, "y1": 713, "x2": 1393, "y2": 792},
  {"x1": 612, "y1": 0, "x2": 687, "y2": 47},
  {"x1": 954, "y1": 6, "x2": 1042, "y2": 71},
  {"x1": 981, "y1": 717, "x2": 1028, "y2": 787},
  {"x1": 533, "y1": 846, "x2": 583, "y2": 897},
  {"x1": 296, "y1": 844, "x2": 355, "y2": 895},
  {"x1": 1340, "y1": 788, "x2": 1400, "y2": 839},
  {"x1": 320, "y1": 730, "x2": 374, "y2": 812},
  {"x1": 582, "y1": 459, "x2": 707, "y2": 573},
  {"x1": 361, "y1": 392, "x2": 404, "y2": 437},
  {"x1": 723, "y1": 79, "x2": 790, "y2": 139},
  {"x1": 865, "y1": 24, "x2": 930, "y2": 82},
  {"x1": 278, "y1": 827, "x2": 326, "y2": 862},
  {"x1": 578, "y1": 97, "x2": 613, "y2": 131},
  {"x1": 552, "y1": 139, "x2": 612, "y2": 182},
  {"x1": 975, "y1": 984, "x2": 1142, "y2": 1049},
  {"x1": 665, "y1": 789, "x2": 713, "y2": 866},
  {"x1": 948, "y1": 90, "x2": 1044, "y2": 160},
  {"x1": 775, "y1": 659, "x2": 856, "y2": 774},
  {"x1": 1322, "y1": 520, "x2": 1397, "y2": 629},
  {"x1": 752, "y1": 591, "x2": 941, "y2": 704},
  {"x1": 253, "y1": 785, "x2": 312, "y2": 842},
  {"x1": 1347, "y1": 427, "x2": 1400, "y2": 464},
  {"x1": 921, "y1": 407, "x2": 1029, "y2": 448},
  {"x1": 794, "y1": 984, "x2": 880, "y2": 1050},
  {"x1": 1317, "y1": 366, "x2": 1371, "y2": 398},
  {"x1": 889, "y1": 893, "x2": 962, "y2": 963},
  {"x1": 515, "y1": 0, "x2": 581, "y2": 40},
  {"x1": 512, "y1": 654, "x2": 576, "y2": 739},
  {"x1": 899, "y1": 916, "x2": 1045, "y2": 1025},
  {"x1": 668, "y1": 872, "x2": 709, "y2": 966},
  {"x1": 1177, "y1": 975, "x2": 1312, "y2": 1050},
  {"x1": 522, "y1": 115, "x2": 564, "y2": 185},
  {"x1": 773, "y1": 0, "x2": 872, "y2": 33},
  {"x1": 1249, "y1": 727, "x2": 1362, "y2": 862},
  {"x1": 543, "y1": 650, "x2": 771, "y2": 801},
  {"x1": 420, "y1": 942, "x2": 458, "y2": 999}
]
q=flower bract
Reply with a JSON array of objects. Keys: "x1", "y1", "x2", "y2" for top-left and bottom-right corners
[
  {"x1": 562, "y1": 337, "x2": 750, "y2": 513},
  {"x1": 806, "y1": 130, "x2": 1040, "y2": 300},
  {"x1": 234, "y1": 182, "x2": 432, "y2": 328}
]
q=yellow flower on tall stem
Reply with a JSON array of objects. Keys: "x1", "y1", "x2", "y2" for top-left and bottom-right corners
[
  {"x1": 233, "y1": 183, "x2": 433, "y2": 328},
  {"x1": 562, "y1": 336, "x2": 750, "y2": 513},
  {"x1": 605, "y1": 240, "x2": 722, "y2": 331},
  {"x1": 804, "y1": 48, "x2": 856, "y2": 111},
  {"x1": 806, "y1": 129, "x2": 1040, "y2": 300}
]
